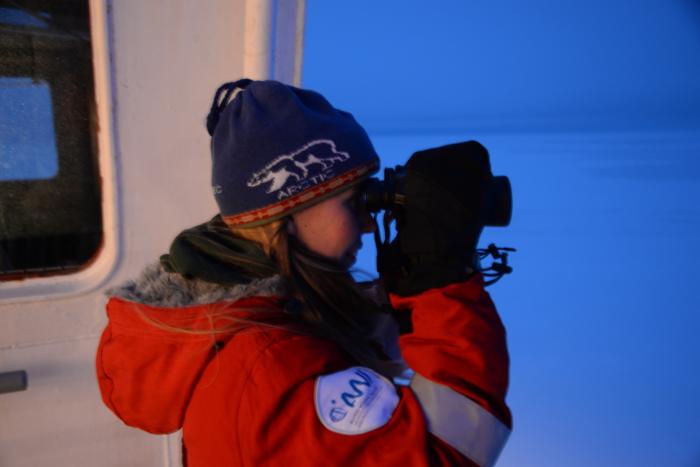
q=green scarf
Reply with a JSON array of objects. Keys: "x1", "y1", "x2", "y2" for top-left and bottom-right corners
[{"x1": 160, "y1": 215, "x2": 278, "y2": 286}]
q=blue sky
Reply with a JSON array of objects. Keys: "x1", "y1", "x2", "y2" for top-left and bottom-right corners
[
  {"x1": 0, "y1": 77, "x2": 58, "y2": 181},
  {"x1": 304, "y1": 2, "x2": 700, "y2": 466}
]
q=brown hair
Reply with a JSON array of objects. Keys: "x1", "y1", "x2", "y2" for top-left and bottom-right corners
[
  {"x1": 229, "y1": 218, "x2": 398, "y2": 375},
  {"x1": 133, "y1": 216, "x2": 399, "y2": 376}
]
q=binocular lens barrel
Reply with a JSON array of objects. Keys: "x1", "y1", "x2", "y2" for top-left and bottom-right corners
[{"x1": 482, "y1": 176, "x2": 512, "y2": 227}]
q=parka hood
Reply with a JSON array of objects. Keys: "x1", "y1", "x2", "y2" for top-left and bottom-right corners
[
  {"x1": 107, "y1": 261, "x2": 287, "y2": 308},
  {"x1": 97, "y1": 262, "x2": 291, "y2": 434}
]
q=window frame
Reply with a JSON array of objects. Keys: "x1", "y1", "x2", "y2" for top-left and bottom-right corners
[{"x1": 0, "y1": 0, "x2": 119, "y2": 303}]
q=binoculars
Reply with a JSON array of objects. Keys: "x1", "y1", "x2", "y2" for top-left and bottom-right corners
[{"x1": 361, "y1": 141, "x2": 512, "y2": 229}]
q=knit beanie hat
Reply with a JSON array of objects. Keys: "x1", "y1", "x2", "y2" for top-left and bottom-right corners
[{"x1": 206, "y1": 79, "x2": 380, "y2": 228}]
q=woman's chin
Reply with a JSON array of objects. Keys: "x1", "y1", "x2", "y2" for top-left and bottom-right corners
[{"x1": 340, "y1": 252, "x2": 357, "y2": 269}]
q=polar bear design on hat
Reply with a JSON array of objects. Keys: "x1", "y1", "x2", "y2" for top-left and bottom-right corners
[{"x1": 247, "y1": 139, "x2": 350, "y2": 194}]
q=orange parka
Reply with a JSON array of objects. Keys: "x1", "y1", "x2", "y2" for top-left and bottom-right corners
[{"x1": 96, "y1": 262, "x2": 511, "y2": 466}]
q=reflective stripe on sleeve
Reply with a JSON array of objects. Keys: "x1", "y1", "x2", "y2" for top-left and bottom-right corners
[{"x1": 410, "y1": 373, "x2": 511, "y2": 467}]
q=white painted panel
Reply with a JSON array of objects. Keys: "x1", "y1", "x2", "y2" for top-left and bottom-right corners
[
  {"x1": 0, "y1": 338, "x2": 161, "y2": 467},
  {"x1": 0, "y1": 0, "x2": 305, "y2": 465}
]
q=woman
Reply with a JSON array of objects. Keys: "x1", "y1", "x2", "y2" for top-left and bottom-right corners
[{"x1": 96, "y1": 80, "x2": 511, "y2": 466}]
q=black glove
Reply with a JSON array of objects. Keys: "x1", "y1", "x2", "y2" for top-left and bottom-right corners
[{"x1": 379, "y1": 141, "x2": 493, "y2": 296}]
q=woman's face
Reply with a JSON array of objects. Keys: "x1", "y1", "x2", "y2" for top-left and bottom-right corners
[{"x1": 289, "y1": 187, "x2": 375, "y2": 268}]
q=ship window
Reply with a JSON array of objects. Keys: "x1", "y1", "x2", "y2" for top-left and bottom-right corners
[{"x1": 0, "y1": 0, "x2": 101, "y2": 280}]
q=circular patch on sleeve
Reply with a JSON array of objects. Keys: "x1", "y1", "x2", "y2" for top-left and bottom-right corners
[{"x1": 314, "y1": 366, "x2": 399, "y2": 435}]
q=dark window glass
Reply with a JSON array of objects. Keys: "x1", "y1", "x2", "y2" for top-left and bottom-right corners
[{"x1": 0, "y1": 0, "x2": 101, "y2": 280}]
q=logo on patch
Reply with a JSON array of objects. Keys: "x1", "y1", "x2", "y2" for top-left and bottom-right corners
[
  {"x1": 247, "y1": 139, "x2": 350, "y2": 199},
  {"x1": 340, "y1": 368, "x2": 373, "y2": 408},
  {"x1": 315, "y1": 366, "x2": 399, "y2": 435},
  {"x1": 329, "y1": 407, "x2": 348, "y2": 422}
]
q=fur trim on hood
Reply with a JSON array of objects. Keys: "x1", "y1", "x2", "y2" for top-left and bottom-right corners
[
  {"x1": 107, "y1": 262, "x2": 288, "y2": 307},
  {"x1": 98, "y1": 263, "x2": 294, "y2": 434}
]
